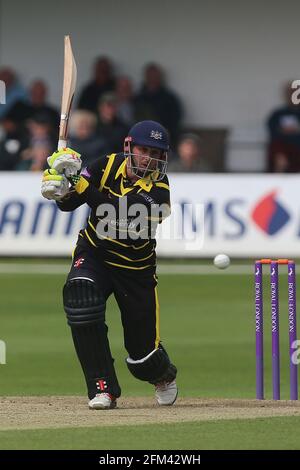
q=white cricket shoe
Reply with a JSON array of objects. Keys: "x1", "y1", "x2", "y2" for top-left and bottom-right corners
[
  {"x1": 155, "y1": 380, "x2": 178, "y2": 406},
  {"x1": 88, "y1": 393, "x2": 117, "y2": 410}
]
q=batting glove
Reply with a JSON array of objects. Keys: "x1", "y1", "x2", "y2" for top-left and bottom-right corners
[
  {"x1": 47, "y1": 147, "x2": 82, "y2": 177},
  {"x1": 41, "y1": 169, "x2": 69, "y2": 201}
]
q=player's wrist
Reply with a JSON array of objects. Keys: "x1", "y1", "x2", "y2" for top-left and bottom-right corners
[{"x1": 68, "y1": 174, "x2": 90, "y2": 194}]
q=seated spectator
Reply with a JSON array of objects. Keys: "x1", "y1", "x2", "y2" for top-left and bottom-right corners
[
  {"x1": 0, "y1": 109, "x2": 28, "y2": 170},
  {"x1": 28, "y1": 80, "x2": 60, "y2": 130},
  {"x1": 267, "y1": 81, "x2": 300, "y2": 172},
  {"x1": 168, "y1": 134, "x2": 210, "y2": 172},
  {"x1": 134, "y1": 63, "x2": 183, "y2": 146},
  {"x1": 115, "y1": 76, "x2": 135, "y2": 126},
  {"x1": 96, "y1": 93, "x2": 128, "y2": 154},
  {"x1": 68, "y1": 110, "x2": 108, "y2": 165},
  {"x1": 10, "y1": 79, "x2": 60, "y2": 134},
  {"x1": 17, "y1": 113, "x2": 56, "y2": 171},
  {"x1": 77, "y1": 56, "x2": 115, "y2": 113},
  {"x1": 0, "y1": 67, "x2": 28, "y2": 120}
]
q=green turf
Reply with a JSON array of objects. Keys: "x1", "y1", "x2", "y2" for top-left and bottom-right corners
[
  {"x1": 1, "y1": 417, "x2": 300, "y2": 450},
  {"x1": 0, "y1": 264, "x2": 299, "y2": 449},
  {"x1": 0, "y1": 256, "x2": 254, "y2": 264},
  {"x1": 0, "y1": 269, "x2": 295, "y2": 398}
]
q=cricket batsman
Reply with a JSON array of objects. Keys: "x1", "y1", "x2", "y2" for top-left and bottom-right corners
[{"x1": 41, "y1": 120, "x2": 178, "y2": 409}]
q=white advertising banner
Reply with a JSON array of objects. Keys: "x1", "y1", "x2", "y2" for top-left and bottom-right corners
[
  {"x1": 0, "y1": 172, "x2": 300, "y2": 257},
  {"x1": 0, "y1": 173, "x2": 89, "y2": 256}
]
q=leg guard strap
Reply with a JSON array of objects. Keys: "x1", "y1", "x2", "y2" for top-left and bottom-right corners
[{"x1": 126, "y1": 347, "x2": 177, "y2": 383}]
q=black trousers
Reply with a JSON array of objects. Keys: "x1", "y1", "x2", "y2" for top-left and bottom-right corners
[{"x1": 66, "y1": 237, "x2": 161, "y2": 397}]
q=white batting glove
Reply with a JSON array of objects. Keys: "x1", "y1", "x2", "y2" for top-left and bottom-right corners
[
  {"x1": 47, "y1": 147, "x2": 82, "y2": 177},
  {"x1": 41, "y1": 169, "x2": 69, "y2": 201}
]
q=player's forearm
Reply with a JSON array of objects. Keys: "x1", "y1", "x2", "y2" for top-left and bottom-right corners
[
  {"x1": 56, "y1": 190, "x2": 86, "y2": 211},
  {"x1": 71, "y1": 175, "x2": 171, "y2": 219},
  {"x1": 73, "y1": 178, "x2": 108, "y2": 207},
  {"x1": 72, "y1": 176, "x2": 134, "y2": 209}
]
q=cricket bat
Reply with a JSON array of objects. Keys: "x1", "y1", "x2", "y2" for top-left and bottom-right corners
[{"x1": 58, "y1": 35, "x2": 77, "y2": 150}]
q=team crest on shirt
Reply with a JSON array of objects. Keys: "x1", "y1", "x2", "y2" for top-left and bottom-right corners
[
  {"x1": 74, "y1": 257, "x2": 84, "y2": 268},
  {"x1": 150, "y1": 130, "x2": 162, "y2": 140}
]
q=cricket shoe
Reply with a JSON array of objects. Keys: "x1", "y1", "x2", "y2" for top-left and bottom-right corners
[
  {"x1": 88, "y1": 393, "x2": 117, "y2": 410},
  {"x1": 155, "y1": 380, "x2": 178, "y2": 406}
]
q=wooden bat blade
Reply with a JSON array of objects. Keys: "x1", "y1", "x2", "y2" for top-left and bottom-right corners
[{"x1": 58, "y1": 35, "x2": 77, "y2": 149}]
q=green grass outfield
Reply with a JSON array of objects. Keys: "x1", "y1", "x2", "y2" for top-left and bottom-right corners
[
  {"x1": 0, "y1": 260, "x2": 300, "y2": 449},
  {"x1": 1, "y1": 417, "x2": 300, "y2": 450}
]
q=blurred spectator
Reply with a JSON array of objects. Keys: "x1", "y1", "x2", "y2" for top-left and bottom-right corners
[
  {"x1": 77, "y1": 56, "x2": 115, "y2": 113},
  {"x1": 134, "y1": 63, "x2": 183, "y2": 146},
  {"x1": 68, "y1": 110, "x2": 108, "y2": 165},
  {"x1": 115, "y1": 76, "x2": 135, "y2": 126},
  {"x1": 17, "y1": 113, "x2": 56, "y2": 171},
  {"x1": 0, "y1": 67, "x2": 28, "y2": 119},
  {"x1": 10, "y1": 79, "x2": 60, "y2": 133},
  {"x1": 168, "y1": 134, "x2": 210, "y2": 172},
  {"x1": 28, "y1": 80, "x2": 60, "y2": 130},
  {"x1": 96, "y1": 93, "x2": 128, "y2": 154},
  {"x1": 0, "y1": 109, "x2": 28, "y2": 170},
  {"x1": 267, "y1": 81, "x2": 300, "y2": 172}
]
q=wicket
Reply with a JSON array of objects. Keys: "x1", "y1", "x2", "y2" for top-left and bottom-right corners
[{"x1": 255, "y1": 258, "x2": 298, "y2": 400}]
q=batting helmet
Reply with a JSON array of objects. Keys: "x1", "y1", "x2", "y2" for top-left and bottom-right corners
[{"x1": 124, "y1": 120, "x2": 169, "y2": 182}]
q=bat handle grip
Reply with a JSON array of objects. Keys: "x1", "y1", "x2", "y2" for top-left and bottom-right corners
[{"x1": 58, "y1": 139, "x2": 67, "y2": 150}]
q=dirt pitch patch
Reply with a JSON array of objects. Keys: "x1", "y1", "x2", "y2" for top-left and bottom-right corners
[{"x1": 0, "y1": 397, "x2": 300, "y2": 431}]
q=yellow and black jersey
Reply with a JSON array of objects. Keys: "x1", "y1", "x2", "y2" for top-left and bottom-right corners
[{"x1": 57, "y1": 153, "x2": 171, "y2": 270}]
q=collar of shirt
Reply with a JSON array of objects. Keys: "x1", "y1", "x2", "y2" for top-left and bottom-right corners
[{"x1": 115, "y1": 158, "x2": 154, "y2": 193}]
